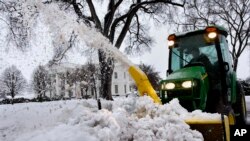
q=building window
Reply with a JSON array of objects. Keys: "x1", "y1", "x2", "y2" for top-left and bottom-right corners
[
  {"x1": 114, "y1": 72, "x2": 118, "y2": 79},
  {"x1": 115, "y1": 85, "x2": 118, "y2": 94},
  {"x1": 124, "y1": 85, "x2": 127, "y2": 93},
  {"x1": 124, "y1": 72, "x2": 126, "y2": 79},
  {"x1": 129, "y1": 85, "x2": 135, "y2": 92}
]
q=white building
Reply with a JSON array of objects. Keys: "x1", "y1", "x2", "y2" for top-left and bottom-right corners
[
  {"x1": 46, "y1": 62, "x2": 135, "y2": 99},
  {"x1": 112, "y1": 62, "x2": 135, "y2": 96},
  {"x1": 46, "y1": 63, "x2": 88, "y2": 99}
]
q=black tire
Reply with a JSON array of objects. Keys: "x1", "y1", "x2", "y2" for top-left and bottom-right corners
[{"x1": 233, "y1": 82, "x2": 247, "y2": 125}]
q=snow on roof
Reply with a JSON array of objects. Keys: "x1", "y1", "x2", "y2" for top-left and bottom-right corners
[
  {"x1": 172, "y1": 25, "x2": 228, "y2": 38},
  {"x1": 46, "y1": 62, "x2": 81, "y2": 73}
]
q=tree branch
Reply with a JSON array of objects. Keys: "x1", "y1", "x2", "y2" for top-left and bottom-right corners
[
  {"x1": 71, "y1": 0, "x2": 92, "y2": 26},
  {"x1": 49, "y1": 31, "x2": 77, "y2": 67},
  {"x1": 103, "y1": 0, "x2": 123, "y2": 36},
  {"x1": 86, "y1": 0, "x2": 102, "y2": 30},
  {"x1": 113, "y1": 0, "x2": 186, "y2": 48}
]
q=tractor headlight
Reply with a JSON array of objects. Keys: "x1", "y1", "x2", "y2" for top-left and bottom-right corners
[
  {"x1": 205, "y1": 26, "x2": 218, "y2": 39},
  {"x1": 167, "y1": 34, "x2": 176, "y2": 47},
  {"x1": 182, "y1": 80, "x2": 195, "y2": 88},
  {"x1": 165, "y1": 82, "x2": 175, "y2": 90},
  {"x1": 208, "y1": 32, "x2": 217, "y2": 39},
  {"x1": 168, "y1": 40, "x2": 175, "y2": 46}
]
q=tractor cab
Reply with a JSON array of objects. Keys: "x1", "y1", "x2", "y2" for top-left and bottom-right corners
[{"x1": 160, "y1": 26, "x2": 237, "y2": 113}]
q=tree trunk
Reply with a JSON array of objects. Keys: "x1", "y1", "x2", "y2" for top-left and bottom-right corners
[
  {"x1": 43, "y1": 91, "x2": 46, "y2": 99},
  {"x1": 93, "y1": 78, "x2": 97, "y2": 100},
  {"x1": 11, "y1": 91, "x2": 14, "y2": 99},
  {"x1": 85, "y1": 87, "x2": 88, "y2": 99},
  {"x1": 233, "y1": 57, "x2": 238, "y2": 72},
  {"x1": 98, "y1": 50, "x2": 114, "y2": 100},
  {"x1": 11, "y1": 90, "x2": 14, "y2": 105},
  {"x1": 49, "y1": 89, "x2": 52, "y2": 99},
  {"x1": 80, "y1": 88, "x2": 84, "y2": 99}
]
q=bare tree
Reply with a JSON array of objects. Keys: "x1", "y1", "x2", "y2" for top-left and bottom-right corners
[
  {"x1": 247, "y1": 77, "x2": 250, "y2": 83},
  {"x1": 85, "y1": 62, "x2": 99, "y2": 99},
  {"x1": 68, "y1": 66, "x2": 88, "y2": 98},
  {"x1": 66, "y1": 63, "x2": 99, "y2": 99},
  {"x1": 138, "y1": 63, "x2": 161, "y2": 91},
  {"x1": 171, "y1": 0, "x2": 250, "y2": 72},
  {"x1": 47, "y1": 0, "x2": 186, "y2": 100},
  {"x1": 0, "y1": 81, "x2": 6, "y2": 99},
  {"x1": 48, "y1": 31, "x2": 78, "y2": 67},
  {"x1": 213, "y1": 0, "x2": 250, "y2": 71},
  {"x1": 78, "y1": 66, "x2": 89, "y2": 98},
  {"x1": 0, "y1": 0, "x2": 38, "y2": 50},
  {"x1": 0, "y1": 65, "x2": 27, "y2": 101},
  {"x1": 32, "y1": 65, "x2": 51, "y2": 101}
]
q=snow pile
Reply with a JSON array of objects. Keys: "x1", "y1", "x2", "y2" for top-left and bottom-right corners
[
  {"x1": 111, "y1": 97, "x2": 203, "y2": 141},
  {"x1": 0, "y1": 96, "x2": 222, "y2": 141}
]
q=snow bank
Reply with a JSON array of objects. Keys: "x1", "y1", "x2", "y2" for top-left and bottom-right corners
[{"x1": 0, "y1": 96, "x2": 224, "y2": 141}]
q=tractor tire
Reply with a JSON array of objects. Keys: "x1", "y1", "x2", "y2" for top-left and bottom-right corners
[{"x1": 233, "y1": 82, "x2": 247, "y2": 125}]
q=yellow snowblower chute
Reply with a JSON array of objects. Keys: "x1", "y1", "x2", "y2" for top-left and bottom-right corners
[{"x1": 128, "y1": 65, "x2": 162, "y2": 104}]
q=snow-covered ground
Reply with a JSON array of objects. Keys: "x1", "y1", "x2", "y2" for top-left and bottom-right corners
[
  {"x1": 0, "y1": 96, "x2": 224, "y2": 141},
  {"x1": 245, "y1": 96, "x2": 250, "y2": 124}
]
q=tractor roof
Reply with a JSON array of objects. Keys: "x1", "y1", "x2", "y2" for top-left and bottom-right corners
[{"x1": 173, "y1": 25, "x2": 228, "y2": 38}]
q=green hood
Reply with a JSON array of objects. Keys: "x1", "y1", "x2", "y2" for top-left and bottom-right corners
[{"x1": 166, "y1": 66, "x2": 207, "y2": 81}]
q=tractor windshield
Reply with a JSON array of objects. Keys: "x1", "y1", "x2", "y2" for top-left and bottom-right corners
[{"x1": 170, "y1": 33, "x2": 219, "y2": 72}]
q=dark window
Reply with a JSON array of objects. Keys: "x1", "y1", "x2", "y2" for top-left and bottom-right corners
[
  {"x1": 115, "y1": 85, "x2": 118, "y2": 94},
  {"x1": 124, "y1": 85, "x2": 127, "y2": 93},
  {"x1": 114, "y1": 72, "x2": 118, "y2": 79}
]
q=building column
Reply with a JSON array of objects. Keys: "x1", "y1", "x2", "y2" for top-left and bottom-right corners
[{"x1": 55, "y1": 73, "x2": 61, "y2": 97}]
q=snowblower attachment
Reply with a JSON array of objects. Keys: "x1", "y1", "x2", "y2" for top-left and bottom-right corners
[
  {"x1": 128, "y1": 65, "x2": 162, "y2": 104},
  {"x1": 185, "y1": 115, "x2": 230, "y2": 141},
  {"x1": 128, "y1": 65, "x2": 231, "y2": 141}
]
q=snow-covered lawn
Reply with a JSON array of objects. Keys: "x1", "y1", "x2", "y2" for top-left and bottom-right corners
[
  {"x1": 245, "y1": 96, "x2": 250, "y2": 124},
  {"x1": 0, "y1": 96, "x2": 222, "y2": 141}
]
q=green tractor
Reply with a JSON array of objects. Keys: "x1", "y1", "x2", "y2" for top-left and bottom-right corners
[
  {"x1": 159, "y1": 25, "x2": 247, "y2": 140},
  {"x1": 128, "y1": 25, "x2": 247, "y2": 140}
]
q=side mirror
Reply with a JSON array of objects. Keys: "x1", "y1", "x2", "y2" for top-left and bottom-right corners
[{"x1": 223, "y1": 62, "x2": 229, "y2": 72}]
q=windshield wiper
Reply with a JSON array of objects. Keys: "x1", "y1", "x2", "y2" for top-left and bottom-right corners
[{"x1": 172, "y1": 51, "x2": 189, "y2": 64}]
